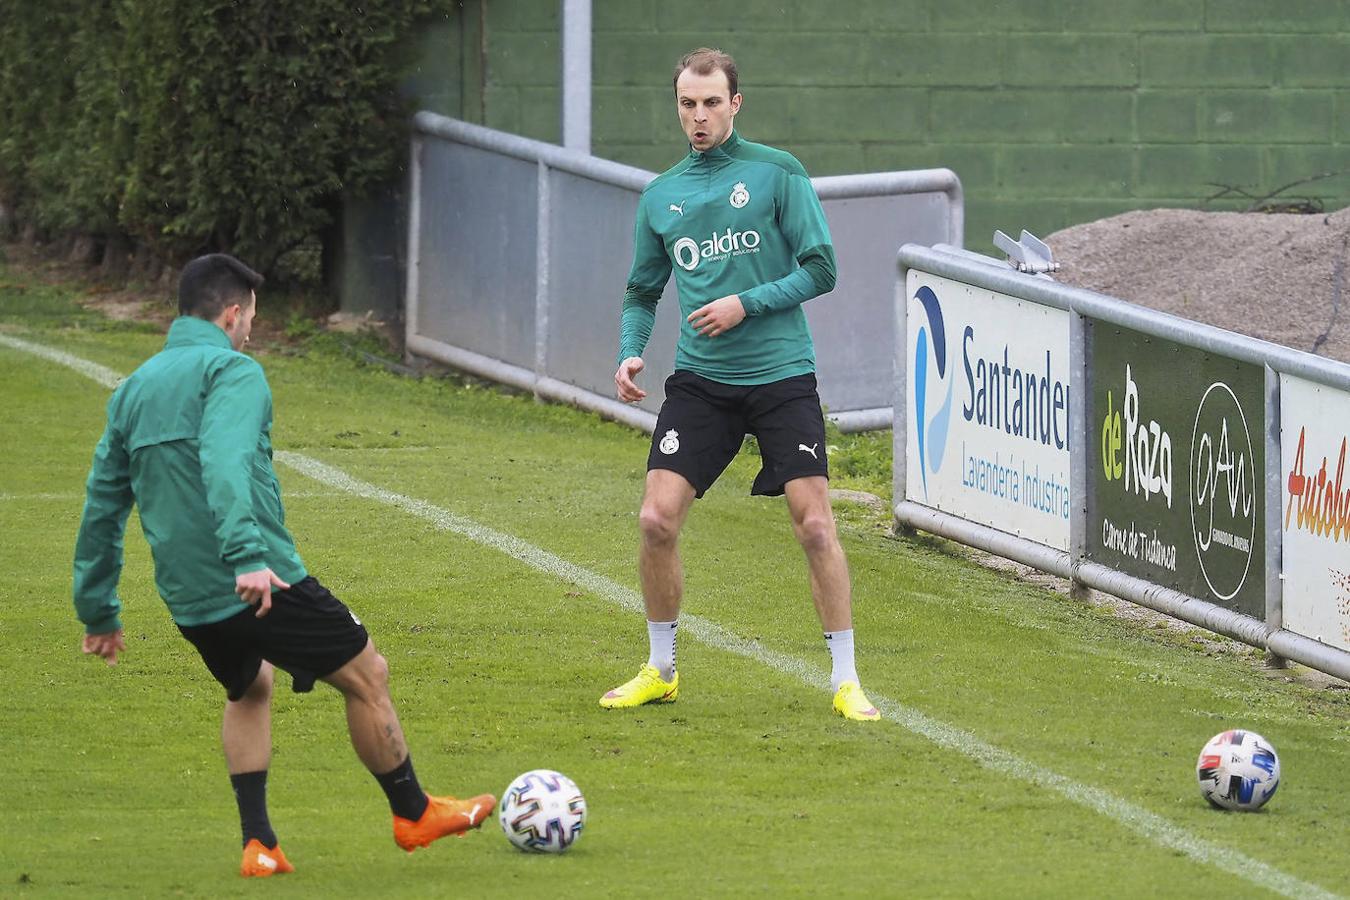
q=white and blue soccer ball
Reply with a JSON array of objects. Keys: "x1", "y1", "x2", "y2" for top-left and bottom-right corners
[
  {"x1": 499, "y1": 769, "x2": 587, "y2": 853},
  {"x1": 1196, "y1": 730, "x2": 1281, "y2": 811}
]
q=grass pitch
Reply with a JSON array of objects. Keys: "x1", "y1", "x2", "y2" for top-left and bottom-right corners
[{"x1": 1, "y1": 263, "x2": 1347, "y2": 898}]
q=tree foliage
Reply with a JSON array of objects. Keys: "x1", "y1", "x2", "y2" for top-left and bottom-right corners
[{"x1": 0, "y1": 0, "x2": 445, "y2": 274}]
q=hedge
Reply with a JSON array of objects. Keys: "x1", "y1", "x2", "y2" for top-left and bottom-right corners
[{"x1": 0, "y1": 0, "x2": 447, "y2": 277}]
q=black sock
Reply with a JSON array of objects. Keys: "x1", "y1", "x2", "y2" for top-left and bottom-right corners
[
  {"x1": 230, "y1": 770, "x2": 278, "y2": 849},
  {"x1": 374, "y1": 755, "x2": 429, "y2": 821}
]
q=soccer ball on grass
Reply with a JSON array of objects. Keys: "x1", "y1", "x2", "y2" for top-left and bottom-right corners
[
  {"x1": 499, "y1": 769, "x2": 587, "y2": 852},
  {"x1": 1196, "y1": 730, "x2": 1280, "y2": 811}
]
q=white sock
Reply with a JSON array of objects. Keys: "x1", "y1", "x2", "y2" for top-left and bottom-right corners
[
  {"x1": 647, "y1": 619, "x2": 678, "y2": 681},
  {"x1": 824, "y1": 629, "x2": 859, "y2": 692}
]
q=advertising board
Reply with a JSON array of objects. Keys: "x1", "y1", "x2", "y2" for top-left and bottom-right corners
[
  {"x1": 906, "y1": 271, "x2": 1072, "y2": 550},
  {"x1": 1280, "y1": 374, "x2": 1350, "y2": 651},
  {"x1": 1088, "y1": 324, "x2": 1265, "y2": 617}
]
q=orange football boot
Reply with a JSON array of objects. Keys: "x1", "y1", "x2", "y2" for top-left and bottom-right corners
[
  {"x1": 240, "y1": 838, "x2": 295, "y2": 877},
  {"x1": 393, "y1": 793, "x2": 497, "y2": 851}
]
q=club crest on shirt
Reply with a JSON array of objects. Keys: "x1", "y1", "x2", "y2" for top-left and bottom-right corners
[
  {"x1": 659, "y1": 429, "x2": 680, "y2": 455},
  {"x1": 728, "y1": 182, "x2": 750, "y2": 209}
]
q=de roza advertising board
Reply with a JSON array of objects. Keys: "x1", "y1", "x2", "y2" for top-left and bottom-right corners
[
  {"x1": 906, "y1": 271, "x2": 1072, "y2": 551},
  {"x1": 1088, "y1": 324, "x2": 1264, "y2": 618},
  {"x1": 1281, "y1": 374, "x2": 1350, "y2": 652}
]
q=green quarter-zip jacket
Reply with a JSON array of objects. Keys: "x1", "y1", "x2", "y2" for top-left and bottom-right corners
[
  {"x1": 619, "y1": 131, "x2": 837, "y2": 385},
  {"x1": 72, "y1": 316, "x2": 306, "y2": 634}
]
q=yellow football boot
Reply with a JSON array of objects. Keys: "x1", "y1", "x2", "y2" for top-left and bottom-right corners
[
  {"x1": 599, "y1": 664, "x2": 679, "y2": 708},
  {"x1": 832, "y1": 681, "x2": 881, "y2": 721}
]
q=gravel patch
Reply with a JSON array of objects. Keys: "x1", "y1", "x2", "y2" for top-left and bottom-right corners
[{"x1": 1046, "y1": 207, "x2": 1350, "y2": 363}]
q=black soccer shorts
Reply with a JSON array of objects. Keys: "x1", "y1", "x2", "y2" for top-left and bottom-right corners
[
  {"x1": 647, "y1": 370, "x2": 829, "y2": 498},
  {"x1": 177, "y1": 576, "x2": 370, "y2": 701}
]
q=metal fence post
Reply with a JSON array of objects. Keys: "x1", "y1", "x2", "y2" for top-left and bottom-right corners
[
  {"x1": 1069, "y1": 310, "x2": 1090, "y2": 599},
  {"x1": 561, "y1": 0, "x2": 591, "y2": 155},
  {"x1": 893, "y1": 260, "x2": 913, "y2": 535},
  {"x1": 534, "y1": 160, "x2": 551, "y2": 401},
  {"x1": 403, "y1": 135, "x2": 423, "y2": 366},
  {"x1": 1264, "y1": 364, "x2": 1287, "y2": 668}
]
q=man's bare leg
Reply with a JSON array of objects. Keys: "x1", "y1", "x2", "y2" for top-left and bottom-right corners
[
  {"x1": 223, "y1": 662, "x2": 275, "y2": 775},
  {"x1": 785, "y1": 476, "x2": 880, "y2": 720},
  {"x1": 638, "y1": 469, "x2": 697, "y2": 622},
  {"x1": 784, "y1": 476, "x2": 852, "y2": 631},
  {"x1": 600, "y1": 469, "x2": 696, "y2": 706},
  {"x1": 223, "y1": 663, "x2": 294, "y2": 873},
  {"x1": 321, "y1": 641, "x2": 406, "y2": 772},
  {"x1": 322, "y1": 640, "x2": 496, "y2": 847}
]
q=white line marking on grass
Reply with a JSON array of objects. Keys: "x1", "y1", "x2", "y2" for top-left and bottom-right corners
[
  {"x1": 276, "y1": 453, "x2": 1338, "y2": 900},
  {"x1": 10, "y1": 334, "x2": 1342, "y2": 900},
  {"x1": 0, "y1": 333, "x2": 123, "y2": 389}
]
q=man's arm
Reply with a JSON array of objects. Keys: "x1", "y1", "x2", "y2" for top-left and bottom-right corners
[
  {"x1": 82, "y1": 630, "x2": 127, "y2": 666},
  {"x1": 736, "y1": 167, "x2": 837, "y2": 317},
  {"x1": 72, "y1": 415, "x2": 135, "y2": 638},
  {"x1": 618, "y1": 290, "x2": 661, "y2": 366},
  {"x1": 199, "y1": 357, "x2": 290, "y2": 615},
  {"x1": 616, "y1": 198, "x2": 672, "y2": 401},
  {"x1": 199, "y1": 357, "x2": 272, "y2": 577}
]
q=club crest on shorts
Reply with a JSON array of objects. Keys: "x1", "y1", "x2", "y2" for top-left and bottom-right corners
[
  {"x1": 659, "y1": 429, "x2": 680, "y2": 455},
  {"x1": 728, "y1": 181, "x2": 750, "y2": 209}
]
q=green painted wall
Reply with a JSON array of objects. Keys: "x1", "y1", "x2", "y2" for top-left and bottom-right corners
[{"x1": 467, "y1": 0, "x2": 1349, "y2": 253}]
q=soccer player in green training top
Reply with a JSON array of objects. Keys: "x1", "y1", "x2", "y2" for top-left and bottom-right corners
[
  {"x1": 73, "y1": 254, "x2": 496, "y2": 877},
  {"x1": 601, "y1": 48, "x2": 881, "y2": 721}
]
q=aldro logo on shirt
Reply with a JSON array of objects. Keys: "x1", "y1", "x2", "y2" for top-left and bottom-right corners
[{"x1": 672, "y1": 228, "x2": 762, "y2": 272}]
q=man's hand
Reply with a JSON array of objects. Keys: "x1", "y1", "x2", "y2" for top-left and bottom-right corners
[
  {"x1": 82, "y1": 629, "x2": 127, "y2": 666},
  {"x1": 615, "y1": 356, "x2": 647, "y2": 403},
  {"x1": 235, "y1": 568, "x2": 290, "y2": 618},
  {"x1": 688, "y1": 294, "x2": 746, "y2": 338}
]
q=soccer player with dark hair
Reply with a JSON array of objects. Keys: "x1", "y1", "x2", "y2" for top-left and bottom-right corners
[
  {"x1": 73, "y1": 253, "x2": 495, "y2": 877},
  {"x1": 602, "y1": 49, "x2": 881, "y2": 721}
]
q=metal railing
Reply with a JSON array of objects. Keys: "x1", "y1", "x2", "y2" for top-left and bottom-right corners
[
  {"x1": 895, "y1": 242, "x2": 1350, "y2": 682},
  {"x1": 405, "y1": 112, "x2": 962, "y2": 432}
]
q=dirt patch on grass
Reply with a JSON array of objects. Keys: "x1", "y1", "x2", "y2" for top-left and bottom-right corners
[
  {"x1": 828, "y1": 488, "x2": 886, "y2": 510},
  {"x1": 85, "y1": 289, "x2": 177, "y2": 328},
  {"x1": 0, "y1": 240, "x2": 330, "y2": 345}
]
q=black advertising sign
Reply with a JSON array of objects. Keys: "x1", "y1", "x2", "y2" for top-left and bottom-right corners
[{"x1": 1088, "y1": 323, "x2": 1265, "y2": 617}]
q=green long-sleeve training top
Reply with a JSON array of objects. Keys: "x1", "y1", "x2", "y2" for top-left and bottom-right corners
[
  {"x1": 618, "y1": 130, "x2": 837, "y2": 385},
  {"x1": 72, "y1": 316, "x2": 307, "y2": 634}
]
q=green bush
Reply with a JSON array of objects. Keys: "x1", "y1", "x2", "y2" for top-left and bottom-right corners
[
  {"x1": 0, "y1": 3, "x2": 79, "y2": 226},
  {"x1": 0, "y1": 0, "x2": 446, "y2": 275}
]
